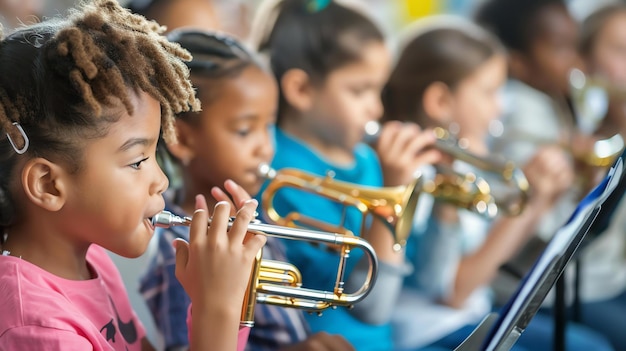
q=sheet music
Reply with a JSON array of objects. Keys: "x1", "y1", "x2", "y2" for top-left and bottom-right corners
[{"x1": 482, "y1": 157, "x2": 623, "y2": 351}]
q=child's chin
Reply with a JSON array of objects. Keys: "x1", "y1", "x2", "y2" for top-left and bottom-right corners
[{"x1": 246, "y1": 182, "x2": 263, "y2": 198}]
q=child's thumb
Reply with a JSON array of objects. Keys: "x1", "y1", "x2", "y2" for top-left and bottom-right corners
[{"x1": 173, "y1": 238, "x2": 190, "y2": 280}]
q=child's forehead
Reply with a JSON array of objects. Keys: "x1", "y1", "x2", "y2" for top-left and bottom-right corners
[
  {"x1": 531, "y1": 3, "x2": 576, "y2": 37},
  {"x1": 196, "y1": 66, "x2": 276, "y2": 116}
]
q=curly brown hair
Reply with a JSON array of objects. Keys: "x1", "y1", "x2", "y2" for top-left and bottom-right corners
[{"x1": 0, "y1": 0, "x2": 200, "y2": 230}]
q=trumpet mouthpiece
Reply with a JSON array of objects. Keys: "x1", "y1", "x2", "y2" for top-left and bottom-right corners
[
  {"x1": 258, "y1": 163, "x2": 277, "y2": 179},
  {"x1": 152, "y1": 210, "x2": 188, "y2": 228},
  {"x1": 363, "y1": 121, "x2": 381, "y2": 144}
]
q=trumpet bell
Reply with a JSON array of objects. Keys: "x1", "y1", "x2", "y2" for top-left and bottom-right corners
[
  {"x1": 582, "y1": 133, "x2": 624, "y2": 167},
  {"x1": 258, "y1": 164, "x2": 421, "y2": 250}
]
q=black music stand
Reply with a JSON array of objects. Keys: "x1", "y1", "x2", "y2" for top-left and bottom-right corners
[{"x1": 454, "y1": 151, "x2": 626, "y2": 351}]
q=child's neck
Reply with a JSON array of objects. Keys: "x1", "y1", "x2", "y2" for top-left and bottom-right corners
[
  {"x1": 2, "y1": 219, "x2": 92, "y2": 280},
  {"x1": 280, "y1": 117, "x2": 356, "y2": 166}
]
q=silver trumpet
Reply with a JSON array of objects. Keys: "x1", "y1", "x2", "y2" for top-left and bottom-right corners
[{"x1": 152, "y1": 210, "x2": 379, "y2": 327}]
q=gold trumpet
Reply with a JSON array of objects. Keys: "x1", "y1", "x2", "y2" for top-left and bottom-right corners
[
  {"x1": 258, "y1": 163, "x2": 420, "y2": 251},
  {"x1": 496, "y1": 129, "x2": 624, "y2": 168},
  {"x1": 569, "y1": 68, "x2": 626, "y2": 161},
  {"x1": 257, "y1": 125, "x2": 530, "y2": 252},
  {"x1": 428, "y1": 127, "x2": 530, "y2": 217},
  {"x1": 364, "y1": 121, "x2": 530, "y2": 217},
  {"x1": 152, "y1": 210, "x2": 378, "y2": 327}
]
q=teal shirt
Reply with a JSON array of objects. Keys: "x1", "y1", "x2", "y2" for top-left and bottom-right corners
[{"x1": 257, "y1": 128, "x2": 392, "y2": 351}]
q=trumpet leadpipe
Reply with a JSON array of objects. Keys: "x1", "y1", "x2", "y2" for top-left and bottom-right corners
[{"x1": 152, "y1": 210, "x2": 379, "y2": 309}]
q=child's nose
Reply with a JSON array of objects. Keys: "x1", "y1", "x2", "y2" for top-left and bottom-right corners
[
  {"x1": 257, "y1": 138, "x2": 275, "y2": 161},
  {"x1": 152, "y1": 164, "x2": 169, "y2": 196},
  {"x1": 370, "y1": 97, "x2": 384, "y2": 120}
]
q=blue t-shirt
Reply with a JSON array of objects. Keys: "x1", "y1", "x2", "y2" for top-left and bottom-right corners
[{"x1": 257, "y1": 128, "x2": 392, "y2": 351}]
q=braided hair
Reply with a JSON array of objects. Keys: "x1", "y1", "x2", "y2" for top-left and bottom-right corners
[
  {"x1": 0, "y1": 0, "x2": 200, "y2": 233},
  {"x1": 157, "y1": 29, "x2": 264, "y2": 184}
]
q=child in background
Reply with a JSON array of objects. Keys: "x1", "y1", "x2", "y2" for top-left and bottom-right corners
[
  {"x1": 382, "y1": 16, "x2": 613, "y2": 351},
  {"x1": 127, "y1": 0, "x2": 220, "y2": 34},
  {"x1": 251, "y1": 1, "x2": 443, "y2": 350},
  {"x1": 0, "y1": 1, "x2": 265, "y2": 351},
  {"x1": 139, "y1": 29, "x2": 355, "y2": 351},
  {"x1": 556, "y1": 4, "x2": 626, "y2": 350},
  {"x1": 474, "y1": 0, "x2": 586, "y2": 238},
  {"x1": 581, "y1": 3, "x2": 626, "y2": 139},
  {"x1": 477, "y1": 1, "x2": 624, "y2": 349}
]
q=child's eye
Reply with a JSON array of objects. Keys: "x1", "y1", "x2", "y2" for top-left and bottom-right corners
[
  {"x1": 129, "y1": 157, "x2": 149, "y2": 170},
  {"x1": 237, "y1": 128, "x2": 251, "y2": 137},
  {"x1": 350, "y1": 87, "x2": 365, "y2": 95}
]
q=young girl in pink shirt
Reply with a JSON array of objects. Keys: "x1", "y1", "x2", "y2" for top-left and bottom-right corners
[{"x1": 0, "y1": 1, "x2": 265, "y2": 350}]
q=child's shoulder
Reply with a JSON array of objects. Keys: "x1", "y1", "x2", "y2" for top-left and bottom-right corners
[
  {"x1": 0, "y1": 245, "x2": 143, "y2": 346},
  {"x1": 0, "y1": 246, "x2": 119, "y2": 329},
  {"x1": 0, "y1": 255, "x2": 95, "y2": 337}
]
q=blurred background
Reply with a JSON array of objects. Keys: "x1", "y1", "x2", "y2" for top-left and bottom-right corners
[{"x1": 2, "y1": 0, "x2": 624, "y2": 348}]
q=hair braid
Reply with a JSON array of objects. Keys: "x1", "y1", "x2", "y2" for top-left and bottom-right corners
[
  {"x1": 41, "y1": 0, "x2": 200, "y2": 142},
  {"x1": 0, "y1": 0, "x2": 201, "y2": 231}
]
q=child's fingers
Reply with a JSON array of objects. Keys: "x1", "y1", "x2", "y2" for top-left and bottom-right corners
[
  {"x1": 228, "y1": 199, "x2": 258, "y2": 245},
  {"x1": 244, "y1": 233, "x2": 267, "y2": 257},
  {"x1": 386, "y1": 124, "x2": 423, "y2": 157},
  {"x1": 173, "y1": 238, "x2": 190, "y2": 282},
  {"x1": 210, "y1": 186, "x2": 231, "y2": 204},
  {"x1": 210, "y1": 186, "x2": 237, "y2": 216},
  {"x1": 224, "y1": 179, "x2": 252, "y2": 208},
  {"x1": 208, "y1": 201, "x2": 232, "y2": 248},
  {"x1": 408, "y1": 128, "x2": 438, "y2": 156},
  {"x1": 376, "y1": 121, "x2": 402, "y2": 154},
  {"x1": 189, "y1": 195, "x2": 210, "y2": 246}
]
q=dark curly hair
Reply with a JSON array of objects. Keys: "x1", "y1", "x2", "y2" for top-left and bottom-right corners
[{"x1": 0, "y1": 0, "x2": 200, "y2": 232}]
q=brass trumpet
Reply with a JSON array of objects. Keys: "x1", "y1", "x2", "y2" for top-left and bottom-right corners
[
  {"x1": 364, "y1": 121, "x2": 530, "y2": 218},
  {"x1": 497, "y1": 129, "x2": 624, "y2": 168},
  {"x1": 568, "y1": 68, "x2": 626, "y2": 162},
  {"x1": 152, "y1": 210, "x2": 378, "y2": 327},
  {"x1": 258, "y1": 163, "x2": 420, "y2": 251}
]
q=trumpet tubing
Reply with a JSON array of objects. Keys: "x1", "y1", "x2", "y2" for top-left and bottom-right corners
[
  {"x1": 570, "y1": 68, "x2": 626, "y2": 101},
  {"x1": 363, "y1": 122, "x2": 529, "y2": 218},
  {"x1": 431, "y1": 127, "x2": 530, "y2": 216},
  {"x1": 152, "y1": 210, "x2": 379, "y2": 327},
  {"x1": 496, "y1": 129, "x2": 624, "y2": 168},
  {"x1": 258, "y1": 164, "x2": 420, "y2": 251}
]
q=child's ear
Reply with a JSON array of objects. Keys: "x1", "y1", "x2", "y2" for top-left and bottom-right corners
[
  {"x1": 21, "y1": 158, "x2": 67, "y2": 212},
  {"x1": 167, "y1": 120, "x2": 195, "y2": 166},
  {"x1": 280, "y1": 68, "x2": 314, "y2": 112},
  {"x1": 422, "y1": 81, "x2": 454, "y2": 125}
]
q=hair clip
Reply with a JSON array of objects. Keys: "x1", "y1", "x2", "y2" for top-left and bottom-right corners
[
  {"x1": 6, "y1": 122, "x2": 29, "y2": 154},
  {"x1": 307, "y1": 0, "x2": 331, "y2": 13}
]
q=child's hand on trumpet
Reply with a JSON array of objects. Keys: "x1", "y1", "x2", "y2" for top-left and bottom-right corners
[
  {"x1": 522, "y1": 145, "x2": 575, "y2": 209},
  {"x1": 373, "y1": 121, "x2": 443, "y2": 187},
  {"x1": 173, "y1": 188, "x2": 266, "y2": 350}
]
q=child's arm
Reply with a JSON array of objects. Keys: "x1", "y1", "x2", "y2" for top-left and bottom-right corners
[
  {"x1": 174, "y1": 194, "x2": 266, "y2": 351},
  {"x1": 348, "y1": 121, "x2": 442, "y2": 324},
  {"x1": 444, "y1": 146, "x2": 574, "y2": 308}
]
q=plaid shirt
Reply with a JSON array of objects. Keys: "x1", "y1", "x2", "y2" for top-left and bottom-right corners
[{"x1": 139, "y1": 193, "x2": 310, "y2": 351}]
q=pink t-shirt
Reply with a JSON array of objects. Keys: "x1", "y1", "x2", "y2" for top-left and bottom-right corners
[{"x1": 0, "y1": 245, "x2": 146, "y2": 350}]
